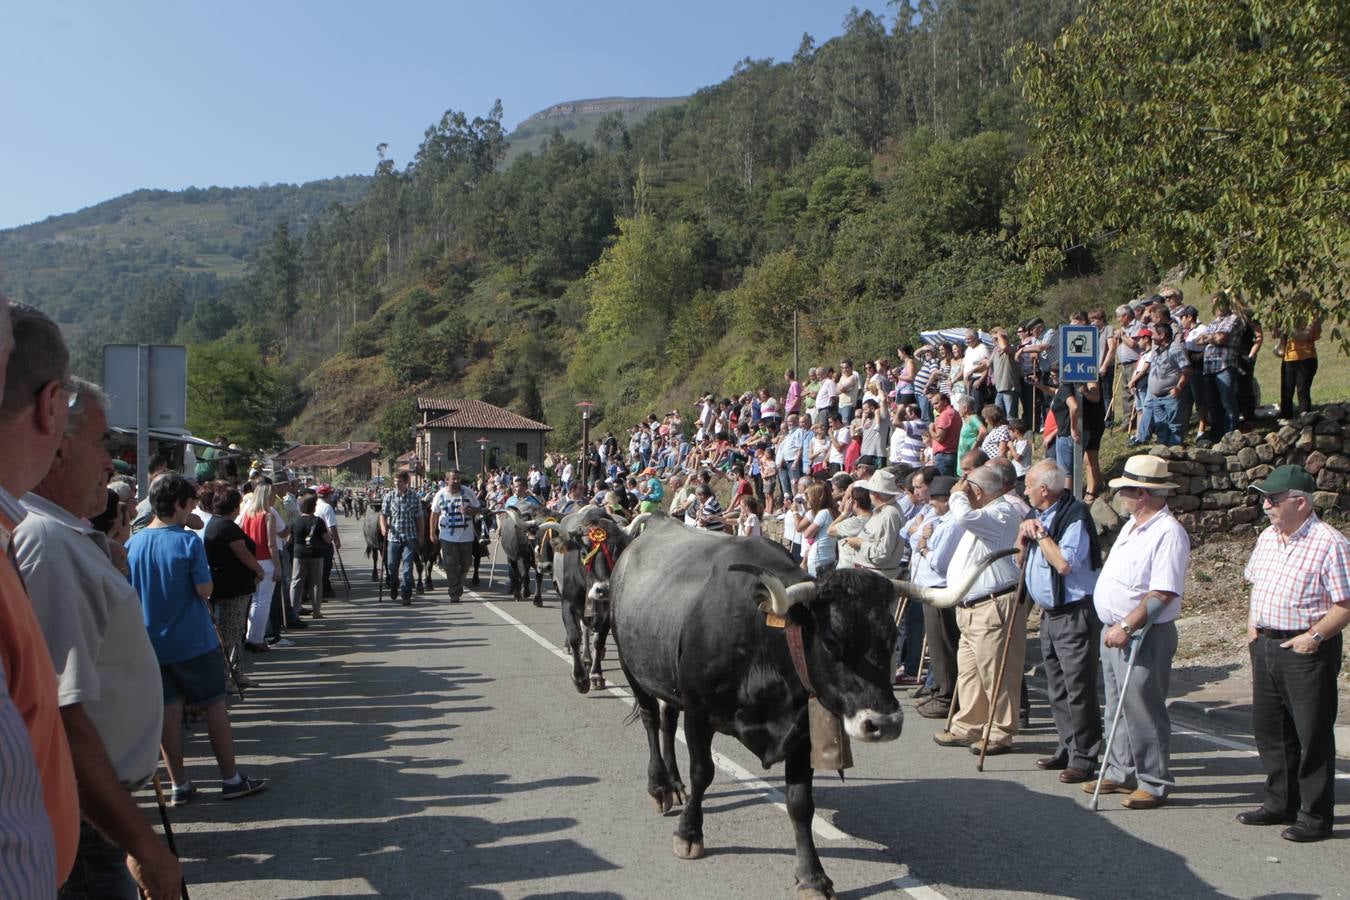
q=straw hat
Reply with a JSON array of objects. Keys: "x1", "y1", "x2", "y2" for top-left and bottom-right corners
[
  {"x1": 1108, "y1": 455, "x2": 1179, "y2": 491},
  {"x1": 858, "y1": 469, "x2": 903, "y2": 496}
]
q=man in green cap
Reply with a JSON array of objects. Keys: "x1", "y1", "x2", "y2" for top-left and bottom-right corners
[{"x1": 1240, "y1": 464, "x2": 1350, "y2": 843}]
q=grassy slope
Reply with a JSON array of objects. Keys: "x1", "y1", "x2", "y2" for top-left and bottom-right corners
[{"x1": 501, "y1": 97, "x2": 686, "y2": 166}]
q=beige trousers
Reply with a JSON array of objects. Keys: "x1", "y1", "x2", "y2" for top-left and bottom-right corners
[{"x1": 950, "y1": 592, "x2": 1028, "y2": 745}]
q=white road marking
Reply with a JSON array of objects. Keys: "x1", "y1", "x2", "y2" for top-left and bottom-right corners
[{"x1": 473, "y1": 593, "x2": 949, "y2": 898}]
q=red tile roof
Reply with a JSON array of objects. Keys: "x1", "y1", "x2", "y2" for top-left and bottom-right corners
[
  {"x1": 417, "y1": 398, "x2": 551, "y2": 432},
  {"x1": 276, "y1": 442, "x2": 380, "y2": 468}
]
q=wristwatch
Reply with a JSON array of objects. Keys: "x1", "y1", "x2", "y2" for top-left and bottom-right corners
[
  {"x1": 1310, "y1": 630, "x2": 1325, "y2": 644},
  {"x1": 1119, "y1": 622, "x2": 1135, "y2": 637}
]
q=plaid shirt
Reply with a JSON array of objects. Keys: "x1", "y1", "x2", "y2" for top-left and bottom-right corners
[
  {"x1": 381, "y1": 488, "x2": 424, "y2": 542},
  {"x1": 1202, "y1": 314, "x2": 1240, "y2": 374},
  {"x1": 1245, "y1": 514, "x2": 1350, "y2": 631}
]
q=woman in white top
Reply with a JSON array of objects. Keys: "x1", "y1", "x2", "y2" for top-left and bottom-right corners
[
  {"x1": 736, "y1": 495, "x2": 763, "y2": 538},
  {"x1": 795, "y1": 482, "x2": 838, "y2": 576},
  {"x1": 808, "y1": 424, "x2": 831, "y2": 474}
]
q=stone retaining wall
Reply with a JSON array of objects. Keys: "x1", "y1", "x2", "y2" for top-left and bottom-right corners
[{"x1": 1097, "y1": 404, "x2": 1350, "y2": 538}]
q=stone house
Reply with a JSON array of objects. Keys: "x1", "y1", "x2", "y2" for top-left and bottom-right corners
[{"x1": 413, "y1": 398, "x2": 552, "y2": 478}]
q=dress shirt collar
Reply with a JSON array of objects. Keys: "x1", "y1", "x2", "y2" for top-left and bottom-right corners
[
  {"x1": 0, "y1": 485, "x2": 27, "y2": 525},
  {"x1": 1273, "y1": 512, "x2": 1318, "y2": 547},
  {"x1": 19, "y1": 492, "x2": 97, "y2": 535}
]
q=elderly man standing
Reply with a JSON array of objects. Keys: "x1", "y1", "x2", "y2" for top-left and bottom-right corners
[
  {"x1": 841, "y1": 470, "x2": 907, "y2": 577},
  {"x1": 1019, "y1": 461, "x2": 1102, "y2": 783},
  {"x1": 1240, "y1": 465, "x2": 1350, "y2": 842},
  {"x1": 1090, "y1": 455, "x2": 1189, "y2": 809},
  {"x1": 14, "y1": 379, "x2": 181, "y2": 899},
  {"x1": 0, "y1": 301, "x2": 80, "y2": 888},
  {"x1": 935, "y1": 465, "x2": 1025, "y2": 755}
]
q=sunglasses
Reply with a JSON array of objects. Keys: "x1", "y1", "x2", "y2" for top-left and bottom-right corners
[{"x1": 1260, "y1": 492, "x2": 1295, "y2": 507}]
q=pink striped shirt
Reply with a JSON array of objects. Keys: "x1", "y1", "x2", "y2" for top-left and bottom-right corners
[{"x1": 1245, "y1": 514, "x2": 1350, "y2": 631}]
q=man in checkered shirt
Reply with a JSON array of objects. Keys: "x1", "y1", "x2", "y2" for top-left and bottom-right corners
[
  {"x1": 1196, "y1": 291, "x2": 1243, "y2": 443},
  {"x1": 379, "y1": 471, "x2": 426, "y2": 606},
  {"x1": 1240, "y1": 464, "x2": 1350, "y2": 843}
]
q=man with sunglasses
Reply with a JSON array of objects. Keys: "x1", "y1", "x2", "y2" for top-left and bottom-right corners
[{"x1": 1240, "y1": 465, "x2": 1350, "y2": 843}]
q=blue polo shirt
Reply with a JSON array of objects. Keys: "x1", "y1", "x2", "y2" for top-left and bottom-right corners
[
  {"x1": 1025, "y1": 505, "x2": 1099, "y2": 610},
  {"x1": 125, "y1": 525, "x2": 218, "y2": 665}
]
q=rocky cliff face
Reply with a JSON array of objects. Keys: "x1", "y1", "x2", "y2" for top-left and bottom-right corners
[{"x1": 514, "y1": 96, "x2": 685, "y2": 130}]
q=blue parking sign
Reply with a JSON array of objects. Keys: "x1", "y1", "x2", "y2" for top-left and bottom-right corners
[{"x1": 1059, "y1": 325, "x2": 1099, "y2": 383}]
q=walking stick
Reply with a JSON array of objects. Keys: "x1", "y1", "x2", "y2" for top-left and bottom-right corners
[
  {"x1": 152, "y1": 773, "x2": 190, "y2": 900},
  {"x1": 1091, "y1": 595, "x2": 1168, "y2": 810},
  {"x1": 335, "y1": 550, "x2": 352, "y2": 600},
  {"x1": 977, "y1": 552, "x2": 1032, "y2": 771},
  {"x1": 915, "y1": 635, "x2": 929, "y2": 688},
  {"x1": 213, "y1": 621, "x2": 245, "y2": 702},
  {"x1": 487, "y1": 512, "x2": 503, "y2": 589}
]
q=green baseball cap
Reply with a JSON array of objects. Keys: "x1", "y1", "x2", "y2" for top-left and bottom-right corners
[{"x1": 1248, "y1": 464, "x2": 1317, "y2": 495}]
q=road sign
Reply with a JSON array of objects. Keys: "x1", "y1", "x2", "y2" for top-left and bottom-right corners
[
  {"x1": 1058, "y1": 325, "x2": 1099, "y2": 383},
  {"x1": 102, "y1": 344, "x2": 187, "y2": 430}
]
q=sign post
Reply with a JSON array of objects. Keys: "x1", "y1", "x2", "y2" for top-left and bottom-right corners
[
  {"x1": 102, "y1": 344, "x2": 187, "y2": 500},
  {"x1": 1058, "y1": 325, "x2": 1100, "y2": 501}
]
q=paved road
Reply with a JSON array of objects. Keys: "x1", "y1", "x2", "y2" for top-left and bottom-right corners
[{"x1": 157, "y1": 538, "x2": 1349, "y2": 899}]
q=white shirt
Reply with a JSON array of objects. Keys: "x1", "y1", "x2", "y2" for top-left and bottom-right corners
[
  {"x1": 964, "y1": 343, "x2": 991, "y2": 377},
  {"x1": 1094, "y1": 506, "x2": 1189, "y2": 625},
  {"x1": 316, "y1": 498, "x2": 338, "y2": 534},
  {"x1": 433, "y1": 485, "x2": 481, "y2": 543},
  {"x1": 829, "y1": 426, "x2": 850, "y2": 466},
  {"x1": 815, "y1": 377, "x2": 837, "y2": 410},
  {"x1": 945, "y1": 492, "x2": 1023, "y2": 600}
]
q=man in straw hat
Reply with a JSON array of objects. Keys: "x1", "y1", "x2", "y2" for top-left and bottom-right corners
[
  {"x1": 933, "y1": 463, "x2": 1025, "y2": 755},
  {"x1": 1239, "y1": 464, "x2": 1349, "y2": 842},
  {"x1": 1088, "y1": 455, "x2": 1190, "y2": 809},
  {"x1": 841, "y1": 469, "x2": 907, "y2": 577}
]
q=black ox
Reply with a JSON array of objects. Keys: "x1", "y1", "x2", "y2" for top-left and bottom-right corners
[
  {"x1": 537, "y1": 506, "x2": 647, "y2": 693},
  {"x1": 496, "y1": 506, "x2": 552, "y2": 604},
  {"x1": 610, "y1": 516, "x2": 1011, "y2": 898}
]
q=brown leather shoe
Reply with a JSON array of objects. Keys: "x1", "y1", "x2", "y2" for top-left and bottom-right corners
[
  {"x1": 1121, "y1": 789, "x2": 1166, "y2": 809},
  {"x1": 1083, "y1": 779, "x2": 1133, "y2": 795},
  {"x1": 1059, "y1": 767, "x2": 1094, "y2": 784},
  {"x1": 1036, "y1": 756, "x2": 1068, "y2": 771}
]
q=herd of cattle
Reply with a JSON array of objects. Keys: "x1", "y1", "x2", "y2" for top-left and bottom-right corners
[{"x1": 359, "y1": 497, "x2": 1006, "y2": 899}]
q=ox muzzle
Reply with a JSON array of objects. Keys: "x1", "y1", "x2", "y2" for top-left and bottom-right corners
[{"x1": 844, "y1": 707, "x2": 904, "y2": 742}]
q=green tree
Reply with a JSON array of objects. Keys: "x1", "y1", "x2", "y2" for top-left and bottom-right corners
[
  {"x1": 186, "y1": 341, "x2": 285, "y2": 449},
  {"x1": 1014, "y1": 0, "x2": 1350, "y2": 332},
  {"x1": 376, "y1": 398, "x2": 417, "y2": 462}
]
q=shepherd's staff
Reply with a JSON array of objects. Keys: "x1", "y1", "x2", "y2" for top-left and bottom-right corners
[
  {"x1": 335, "y1": 550, "x2": 352, "y2": 600},
  {"x1": 977, "y1": 550, "x2": 1032, "y2": 772},
  {"x1": 152, "y1": 773, "x2": 190, "y2": 900},
  {"x1": 1091, "y1": 594, "x2": 1169, "y2": 810}
]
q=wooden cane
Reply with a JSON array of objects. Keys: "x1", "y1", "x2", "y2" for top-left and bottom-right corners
[
  {"x1": 977, "y1": 552, "x2": 1031, "y2": 771},
  {"x1": 152, "y1": 773, "x2": 190, "y2": 900},
  {"x1": 487, "y1": 513, "x2": 503, "y2": 589},
  {"x1": 915, "y1": 635, "x2": 929, "y2": 688}
]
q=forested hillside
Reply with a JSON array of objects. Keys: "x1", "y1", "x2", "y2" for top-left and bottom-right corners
[
  {"x1": 8, "y1": 0, "x2": 1342, "y2": 457},
  {"x1": 0, "y1": 177, "x2": 370, "y2": 373}
]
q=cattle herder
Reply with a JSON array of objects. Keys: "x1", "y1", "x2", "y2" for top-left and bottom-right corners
[{"x1": 430, "y1": 469, "x2": 481, "y2": 604}]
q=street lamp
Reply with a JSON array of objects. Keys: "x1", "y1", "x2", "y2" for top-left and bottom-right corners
[
  {"x1": 433, "y1": 451, "x2": 443, "y2": 482},
  {"x1": 476, "y1": 437, "x2": 491, "y2": 479},
  {"x1": 576, "y1": 400, "x2": 594, "y2": 489}
]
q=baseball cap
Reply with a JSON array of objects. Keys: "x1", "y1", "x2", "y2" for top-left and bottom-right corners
[{"x1": 1248, "y1": 464, "x2": 1317, "y2": 495}]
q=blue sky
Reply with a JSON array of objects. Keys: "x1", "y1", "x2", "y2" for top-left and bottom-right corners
[{"x1": 1, "y1": 1, "x2": 884, "y2": 230}]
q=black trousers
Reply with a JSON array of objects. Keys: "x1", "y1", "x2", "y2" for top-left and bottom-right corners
[
  {"x1": 1041, "y1": 602, "x2": 1103, "y2": 770},
  {"x1": 1279, "y1": 358, "x2": 1318, "y2": 419},
  {"x1": 1250, "y1": 632, "x2": 1342, "y2": 831},
  {"x1": 923, "y1": 604, "x2": 961, "y2": 702}
]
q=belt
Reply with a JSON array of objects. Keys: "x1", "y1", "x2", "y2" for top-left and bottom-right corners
[
  {"x1": 1042, "y1": 596, "x2": 1093, "y2": 616},
  {"x1": 1256, "y1": 627, "x2": 1306, "y2": 640},
  {"x1": 962, "y1": 587, "x2": 1018, "y2": 608}
]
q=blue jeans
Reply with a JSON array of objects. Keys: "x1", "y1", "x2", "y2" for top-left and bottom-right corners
[
  {"x1": 1133, "y1": 387, "x2": 1151, "y2": 441},
  {"x1": 996, "y1": 389, "x2": 1018, "y2": 423},
  {"x1": 1054, "y1": 434, "x2": 1075, "y2": 474},
  {"x1": 1206, "y1": 368, "x2": 1240, "y2": 438},
  {"x1": 1148, "y1": 394, "x2": 1181, "y2": 446},
  {"x1": 916, "y1": 393, "x2": 933, "y2": 423},
  {"x1": 933, "y1": 452, "x2": 957, "y2": 477},
  {"x1": 840, "y1": 405, "x2": 855, "y2": 424},
  {"x1": 386, "y1": 537, "x2": 416, "y2": 601},
  {"x1": 60, "y1": 822, "x2": 138, "y2": 899},
  {"x1": 777, "y1": 466, "x2": 794, "y2": 500},
  {"x1": 897, "y1": 599, "x2": 927, "y2": 675}
]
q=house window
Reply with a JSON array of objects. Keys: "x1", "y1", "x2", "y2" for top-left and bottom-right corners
[{"x1": 516, "y1": 442, "x2": 529, "y2": 461}]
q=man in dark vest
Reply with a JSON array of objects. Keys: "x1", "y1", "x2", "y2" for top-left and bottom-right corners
[{"x1": 1018, "y1": 460, "x2": 1103, "y2": 783}]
